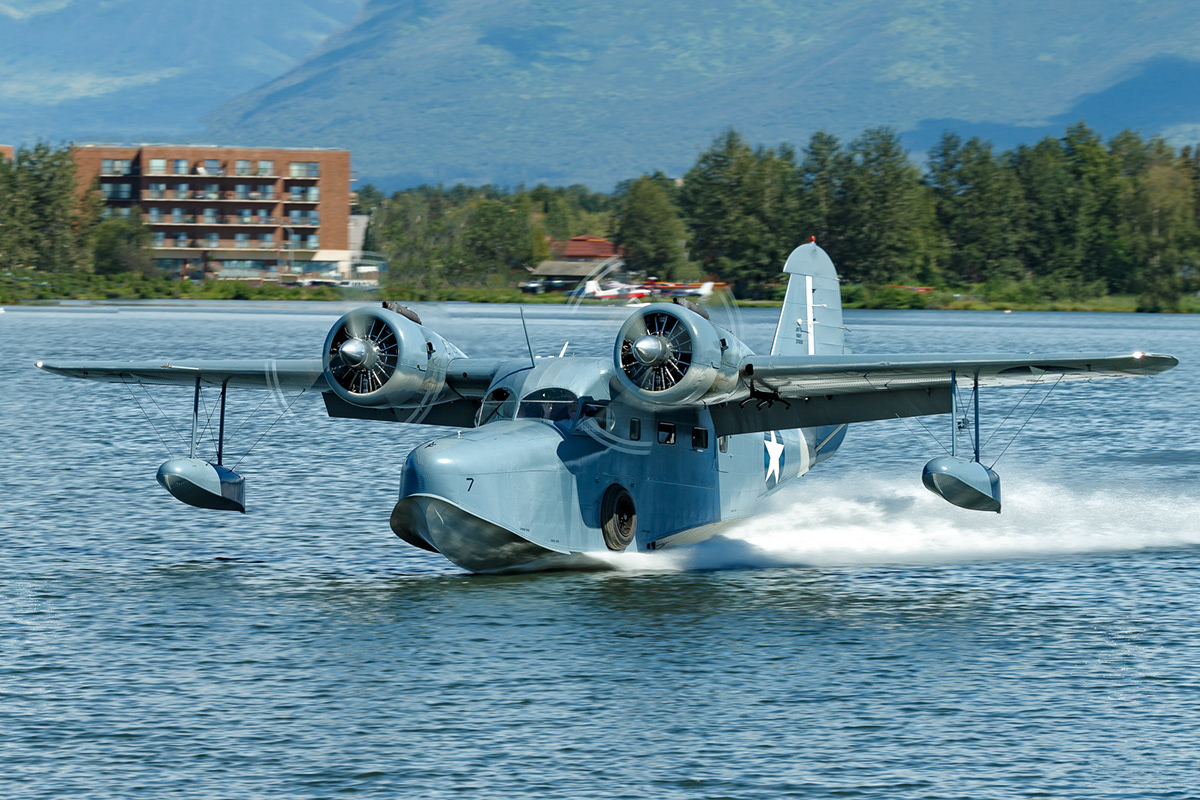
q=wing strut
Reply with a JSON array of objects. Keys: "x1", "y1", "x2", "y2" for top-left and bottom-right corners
[{"x1": 925, "y1": 370, "x2": 1002, "y2": 513}]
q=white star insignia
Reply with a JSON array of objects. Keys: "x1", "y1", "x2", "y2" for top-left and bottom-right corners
[{"x1": 765, "y1": 431, "x2": 785, "y2": 484}]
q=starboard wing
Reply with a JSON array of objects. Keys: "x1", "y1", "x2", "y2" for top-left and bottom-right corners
[{"x1": 708, "y1": 351, "x2": 1177, "y2": 436}]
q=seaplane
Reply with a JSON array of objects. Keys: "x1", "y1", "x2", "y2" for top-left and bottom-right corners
[{"x1": 37, "y1": 242, "x2": 1177, "y2": 573}]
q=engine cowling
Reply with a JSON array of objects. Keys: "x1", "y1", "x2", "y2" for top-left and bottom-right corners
[
  {"x1": 611, "y1": 303, "x2": 750, "y2": 406},
  {"x1": 323, "y1": 307, "x2": 463, "y2": 408}
]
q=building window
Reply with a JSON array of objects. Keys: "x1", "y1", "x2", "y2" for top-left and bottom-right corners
[
  {"x1": 257, "y1": 160, "x2": 274, "y2": 176},
  {"x1": 148, "y1": 207, "x2": 162, "y2": 222},
  {"x1": 202, "y1": 183, "x2": 218, "y2": 199},
  {"x1": 149, "y1": 183, "x2": 166, "y2": 199},
  {"x1": 657, "y1": 422, "x2": 676, "y2": 445},
  {"x1": 307, "y1": 186, "x2": 320, "y2": 201},
  {"x1": 258, "y1": 232, "x2": 274, "y2": 249},
  {"x1": 205, "y1": 233, "x2": 219, "y2": 247},
  {"x1": 174, "y1": 183, "x2": 189, "y2": 199},
  {"x1": 101, "y1": 183, "x2": 131, "y2": 199},
  {"x1": 235, "y1": 160, "x2": 252, "y2": 176},
  {"x1": 175, "y1": 232, "x2": 188, "y2": 246},
  {"x1": 235, "y1": 233, "x2": 250, "y2": 248},
  {"x1": 236, "y1": 184, "x2": 250, "y2": 199},
  {"x1": 172, "y1": 208, "x2": 184, "y2": 223},
  {"x1": 306, "y1": 234, "x2": 319, "y2": 249},
  {"x1": 152, "y1": 232, "x2": 165, "y2": 247},
  {"x1": 258, "y1": 184, "x2": 274, "y2": 200},
  {"x1": 101, "y1": 159, "x2": 131, "y2": 175},
  {"x1": 148, "y1": 158, "x2": 166, "y2": 175},
  {"x1": 114, "y1": 206, "x2": 131, "y2": 217},
  {"x1": 691, "y1": 427, "x2": 709, "y2": 450},
  {"x1": 289, "y1": 161, "x2": 320, "y2": 177},
  {"x1": 203, "y1": 208, "x2": 218, "y2": 224},
  {"x1": 173, "y1": 159, "x2": 188, "y2": 175}
]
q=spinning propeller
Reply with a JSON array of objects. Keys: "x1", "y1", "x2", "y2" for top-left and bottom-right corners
[
  {"x1": 618, "y1": 311, "x2": 694, "y2": 392},
  {"x1": 327, "y1": 311, "x2": 400, "y2": 396}
]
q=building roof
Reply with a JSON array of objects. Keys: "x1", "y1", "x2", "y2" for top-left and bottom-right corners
[
  {"x1": 531, "y1": 261, "x2": 609, "y2": 278},
  {"x1": 549, "y1": 235, "x2": 621, "y2": 260}
]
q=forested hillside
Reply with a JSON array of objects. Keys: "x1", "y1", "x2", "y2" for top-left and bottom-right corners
[{"x1": 204, "y1": 0, "x2": 1200, "y2": 188}]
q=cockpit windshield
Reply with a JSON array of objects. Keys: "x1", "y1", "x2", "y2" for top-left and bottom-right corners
[
  {"x1": 476, "y1": 387, "x2": 516, "y2": 426},
  {"x1": 516, "y1": 388, "x2": 580, "y2": 422}
]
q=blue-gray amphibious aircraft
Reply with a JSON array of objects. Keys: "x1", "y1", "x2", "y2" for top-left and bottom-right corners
[{"x1": 38, "y1": 243, "x2": 1178, "y2": 572}]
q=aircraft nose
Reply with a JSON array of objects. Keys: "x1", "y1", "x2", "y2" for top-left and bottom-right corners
[{"x1": 633, "y1": 335, "x2": 667, "y2": 365}]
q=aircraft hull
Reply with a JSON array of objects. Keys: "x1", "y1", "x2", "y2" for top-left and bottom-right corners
[{"x1": 391, "y1": 494, "x2": 612, "y2": 573}]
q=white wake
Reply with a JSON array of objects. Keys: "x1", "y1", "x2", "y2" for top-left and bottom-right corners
[{"x1": 598, "y1": 476, "x2": 1200, "y2": 572}]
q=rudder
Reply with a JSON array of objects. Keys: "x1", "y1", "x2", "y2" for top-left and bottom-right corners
[{"x1": 770, "y1": 242, "x2": 846, "y2": 356}]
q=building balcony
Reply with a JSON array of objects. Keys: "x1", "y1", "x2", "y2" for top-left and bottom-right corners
[
  {"x1": 139, "y1": 190, "x2": 279, "y2": 203},
  {"x1": 143, "y1": 215, "x2": 279, "y2": 226}
]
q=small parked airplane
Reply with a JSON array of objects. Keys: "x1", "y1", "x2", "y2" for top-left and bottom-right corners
[{"x1": 37, "y1": 243, "x2": 1177, "y2": 572}]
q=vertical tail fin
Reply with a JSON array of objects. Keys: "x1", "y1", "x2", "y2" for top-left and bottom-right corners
[{"x1": 770, "y1": 242, "x2": 846, "y2": 356}]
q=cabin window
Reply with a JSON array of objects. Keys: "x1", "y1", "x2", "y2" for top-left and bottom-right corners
[
  {"x1": 657, "y1": 422, "x2": 676, "y2": 445},
  {"x1": 476, "y1": 387, "x2": 516, "y2": 426},
  {"x1": 516, "y1": 388, "x2": 579, "y2": 422},
  {"x1": 629, "y1": 418, "x2": 641, "y2": 441},
  {"x1": 692, "y1": 427, "x2": 708, "y2": 450},
  {"x1": 718, "y1": 435, "x2": 729, "y2": 453}
]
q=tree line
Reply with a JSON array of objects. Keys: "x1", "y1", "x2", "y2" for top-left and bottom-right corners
[
  {"x1": 3, "y1": 126, "x2": 1199, "y2": 310},
  {"x1": 365, "y1": 122, "x2": 1199, "y2": 310}
]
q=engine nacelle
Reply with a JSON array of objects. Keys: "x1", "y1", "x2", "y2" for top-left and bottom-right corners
[
  {"x1": 323, "y1": 307, "x2": 464, "y2": 408},
  {"x1": 611, "y1": 302, "x2": 751, "y2": 406}
]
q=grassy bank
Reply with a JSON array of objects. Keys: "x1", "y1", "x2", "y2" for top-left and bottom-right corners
[{"x1": 2, "y1": 271, "x2": 1196, "y2": 313}]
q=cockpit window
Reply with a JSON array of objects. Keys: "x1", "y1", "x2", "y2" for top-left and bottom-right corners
[
  {"x1": 516, "y1": 388, "x2": 580, "y2": 422},
  {"x1": 476, "y1": 387, "x2": 516, "y2": 426}
]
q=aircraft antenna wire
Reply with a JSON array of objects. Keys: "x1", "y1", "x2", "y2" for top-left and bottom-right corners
[{"x1": 988, "y1": 376, "x2": 1064, "y2": 469}]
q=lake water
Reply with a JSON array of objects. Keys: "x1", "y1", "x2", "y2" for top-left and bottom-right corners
[{"x1": 2, "y1": 301, "x2": 1198, "y2": 799}]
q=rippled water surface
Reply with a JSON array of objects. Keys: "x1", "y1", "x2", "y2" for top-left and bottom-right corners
[{"x1": 3, "y1": 301, "x2": 1198, "y2": 798}]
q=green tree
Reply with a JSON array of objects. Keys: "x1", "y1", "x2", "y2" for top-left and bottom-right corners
[
  {"x1": 836, "y1": 127, "x2": 939, "y2": 285},
  {"x1": 797, "y1": 130, "x2": 842, "y2": 248},
  {"x1": 612, "y1": 175, "x2": 689, "y2": 279},
  {"x1": 92, "y1": 211, "x2": 153, "y2": 275},
  {"x1": 0, "y1": 142, "x2": 98, "y2": 272},
  {"x1": 679, "y1": 129, "x2": 799, "y2": 294},
  {"x1": 927, "y1": 133, "x2": 1024, "y2": 284}
]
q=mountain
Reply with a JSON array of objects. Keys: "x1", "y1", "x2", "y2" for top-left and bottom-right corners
[
  {"x1": 201, "y1": 0, "x2": 1200, "y2": 189},
  {"x1": 0, "y1": 0, "x2": 361, "y2": 144}
]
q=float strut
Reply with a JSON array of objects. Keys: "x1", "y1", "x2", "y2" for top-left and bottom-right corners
[
  {"x1": 973, "y1": 374, "x2": 981, "y2": 463},
  {"x1": 189, "y1": 376, "x2": 200, "y2": 459},
  {"x1": 950, "y1": 369, "x2": 960, "y2": 455},
  {"x1": 217, "y1": 379, "x2": 229, "y2": 466}
]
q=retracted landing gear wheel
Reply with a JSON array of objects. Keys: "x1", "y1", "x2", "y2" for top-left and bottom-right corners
[{"x1": 601, "y1": 485, "x2": 637, "y2": 551}]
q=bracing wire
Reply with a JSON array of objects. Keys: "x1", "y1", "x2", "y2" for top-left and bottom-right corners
[
  {"x1": 122, "y1": 378, "x2": 174, "y2": 456},
  {"x1": 230, "y1": 390, "x2": 308, "y2": 470},
  {"x1": 981, "y1": 377, "x2": 1046, "y2": 452},
  {"x1": 988, "y1": 376, "x2": 1064, "y2": 469},
  {"x1": 139, "y1": 382, "x2": 189, "y2": 449},
  {"x1": 896, "y1": 412, "x2": 951, "y2": 455}
]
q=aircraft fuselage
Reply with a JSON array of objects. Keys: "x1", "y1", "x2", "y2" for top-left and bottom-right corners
[{"x1": 391, "y1": 356, "x2": 845, "y2": 572}]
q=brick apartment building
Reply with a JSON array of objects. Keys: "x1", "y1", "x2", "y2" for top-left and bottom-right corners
[
  {"x1": 0, "y1": 144, "x2": 13, "y2": 161},
  {"x1": 71, "y1": 144, "x2": 360, "y2": 280}
]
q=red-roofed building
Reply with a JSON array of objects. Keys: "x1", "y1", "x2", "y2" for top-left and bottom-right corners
[{"x1": 549, "y1": 234, "x2": 622, "y2": 261}]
